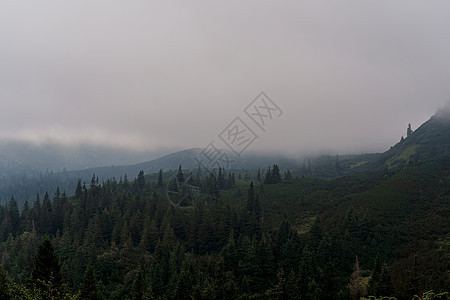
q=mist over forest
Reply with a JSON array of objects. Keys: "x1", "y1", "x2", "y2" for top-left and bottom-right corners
[{"x1": 0, "y1": 1, "x2": 449, "y2": 300}]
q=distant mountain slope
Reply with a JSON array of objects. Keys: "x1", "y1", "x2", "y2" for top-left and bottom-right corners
[
  {"x1": 1, "y1": 104, "x2": 449, "y2": 207},
  {"x1": 379, "y1": 105, "x2": 450, "y2": 169},
  {"x1": 0, "y1": 148, "x2": 303, "y2": 206},
  {"x1": 69, "y1": 148, "x2": 303, "y2": 181},
  {"x1": 0, "y1": 139, "x2": 166, "y2": 172},
  {"x1": 69, "y1": 148, "x2": 202, "y2": 180}
]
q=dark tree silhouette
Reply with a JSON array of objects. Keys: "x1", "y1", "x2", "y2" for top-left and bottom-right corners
[
  {"x1": 157, "y1": 169, "x2": 164, "y2": 188},
  {"x1": 80, "y1": 263, "x2": 101, "y2": 300},
  {"x1": 31, "y1": 238, "x2": 62, "y2": 290}
]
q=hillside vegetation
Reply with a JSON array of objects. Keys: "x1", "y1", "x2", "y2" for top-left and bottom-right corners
[{"x1": 0, "y1": 109, "x2": 449, "y2": 299}]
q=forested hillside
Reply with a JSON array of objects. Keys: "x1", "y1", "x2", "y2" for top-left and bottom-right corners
[
  {"x1": 0, "y1": 153, "x2": 448, "y2": 299},
  {"x1": 0, "y1": 111, "x2": 449, "y2": 299}
]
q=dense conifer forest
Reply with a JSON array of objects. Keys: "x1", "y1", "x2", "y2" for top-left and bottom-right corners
[
  {"x1": 0, "y1": 113, "x2": 449, "y2": 299},
  {"x1": 0, "y1": 154, "x2": 448, "y2": 299}
]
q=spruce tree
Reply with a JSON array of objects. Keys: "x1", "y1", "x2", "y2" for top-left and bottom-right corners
[
  {"x1": 123, "y1": 174, "x2": 130, "y2": 189},
  {"x1": 80, "y1": 263, "x2": 101, "y2": 300},
  {"x1": 157, "y1": 169, "x2": 164, "y2": 188},
  {"x1": 75, "y1": 179, "x2": 83, "y2": 199},
  {"x1": 40, "y1": 192, "x2": 52, "y2": 234},
  {"x1": 137, "y1": 170, "x2": 146, "y2": 190},
  {"x1": 131, "y1": 268, "x2": 144, "y2": 300},
  {"x1": 176, "y1": 165, "x2": 185, "y2": 183},
  {"x1": 31, "y1": 238, "x2": 62, "y2": 290},
  {"x1": 407, "y1": 123, "x2": 413, "y2": 137},
  {"x1": 272, "y1": 164, "x2": 281, "y2": 183},
  {"x1": 264, "y1": 167, "x2": 272, "y2": 184}
]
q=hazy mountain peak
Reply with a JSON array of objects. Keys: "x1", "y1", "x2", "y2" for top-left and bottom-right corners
[{"x1": 435, "y1": 102, "x2": 450, "y2": 121}]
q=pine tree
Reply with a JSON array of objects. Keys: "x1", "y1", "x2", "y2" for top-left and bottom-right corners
[
  {"x1": 31, "y1": 238, "x2": 62, "y2": 290},
  {"x1": 90, "y1": 173, "x2": 97, "y2": 189},
  {"x1": 407, "y1": 123, "x2": 413, "y2": 137},
  {"x1": 131, "y1": 268, "x2": 144, "y2": 300},
  {"x1": 76, "y1": 179, "x2": 83, "y2": 199},
  {"x1": 40, "y1": 192, "x2": 52, "y2": 234},
  {"x1": 176, "y1": 165, "x2": 185, "y2": 183},
  {"x1": 136, "y1": 170, "x2": 146, "y2": 190},
  {"x1": 264, "y1": 167, "x2": 272, "y2": 184},
  {"x1": 123, "y1": 174, "x2": 130, "y2": 189},
  {"x1": 157, "y1": 169, "x2": 164, "y2": 188},
  {"x1": 272, "y1": 164, "x2": 281, "y2": 183},
  {"x1": 80, "y1": 263, "x2": 101, "y2": 300}
]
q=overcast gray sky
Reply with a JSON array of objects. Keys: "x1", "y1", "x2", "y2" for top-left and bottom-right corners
[{"x1": 1, "y1": 1, "x2": 449, "y2": 156}]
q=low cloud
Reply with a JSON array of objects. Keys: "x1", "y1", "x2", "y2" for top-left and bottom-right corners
[{"x1": 0, "y1": 1, "x2": 449, "y2": 156}]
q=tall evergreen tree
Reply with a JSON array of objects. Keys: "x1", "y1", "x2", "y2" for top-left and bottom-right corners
[
  {"x1": 31, "y1": 238, "x2": 62, "y2": 290},
  {"x1": 40, "y1": 192, "x2": 52, "y2": 234},
  {"x1": 157, "y1": 169, "x2": 164, "y2": 188},
  {"x1": 264, "y1": 167, "x2": 272, "y2": 184},
  {"x1": 407, "y1": 123, "x2": 413, "y2": 137},
  {"x1": 21, "y1": 200, "x2": 31, "y2": 232},
  {"x1": 123, "y1": 174, "x2": 130, "y2": 189},
  {"x1": 131, "y1": 268, "x2": 144, "y2": 300},
  {"x1": 80, "y1": 263, "x2": 101, "y2": 300},
  {"x1": 136, "y1": 170, "x2": 146, "y2": 190},
  {"x1": 177, "y1": 165, "x2": 185, "y2": 183},
  {"x1": 75, "y1": 179, "x2": 83, "y2": 199},
  {"x1": 272, "y1": 164, "x2": 281, "y2": 184}
]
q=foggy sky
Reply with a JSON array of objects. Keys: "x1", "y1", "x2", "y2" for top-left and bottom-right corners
[{"x1": 1, "y1": 1, "x2": 449, "y2": 157}]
